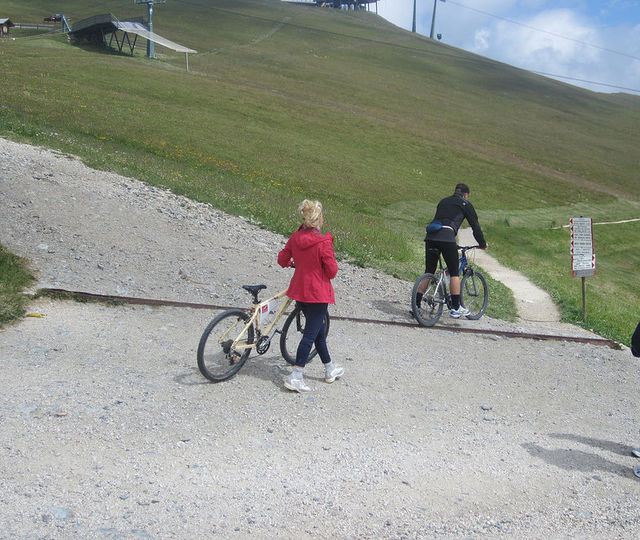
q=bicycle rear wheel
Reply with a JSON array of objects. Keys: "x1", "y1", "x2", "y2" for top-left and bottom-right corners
[
  {"x1": 461, "y1": 269, "x2": 488, "y2": 320},
  {"x1": 411, "y1": 272, "x2": 445, "y2": 327},
  {"x1": 280, "y1": 303, "x2": 331, "y2": 365},
  {"x1": 197, "y1": 309, "x2": 255, "y2": 382}
]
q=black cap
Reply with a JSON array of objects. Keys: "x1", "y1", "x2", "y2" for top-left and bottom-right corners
[{"x1": 455, "y1": 183, "x2": 470, "y2": 195}]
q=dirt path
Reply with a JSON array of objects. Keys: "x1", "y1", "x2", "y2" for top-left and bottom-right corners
[
  {"x1": 1, "y1": 137, "x2": 639, "y2": 538},
  {"x1": 457, "y1": 228, "x2": 563, "y2": 325}
]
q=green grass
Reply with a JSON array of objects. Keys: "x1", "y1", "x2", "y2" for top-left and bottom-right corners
[
  {"x1": 480, "y1": 271, "x2": 516, "y2": 322},
  {"x1": 1, "y1": 0, "x2": 639, "y2": 344},
  {"x1": 0, "y1": 244, "x2": 35, "y2": 327},
  {"x1": 485, "y1": 221, "x2": 640, "y2": 345}
]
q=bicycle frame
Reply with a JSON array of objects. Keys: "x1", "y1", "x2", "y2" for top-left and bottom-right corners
[
  {"x1": 228, "y1": 289, "x2": 293, "y2": 353},
  {"x1": 432, "y1": 270, "x2": 449, "y2": 307},
  {"x1": 459, "y1": 252, "x2": 469, "y2": 275},
  {"x1": 440, "y1": 250, "x2": 470, "y2": 278},
  {"x1": 427, "y1": 246, "x2": 477, "y2": 306},
  {"x1": 412, "y1": 245, "x2": 487, "y2": 327}
]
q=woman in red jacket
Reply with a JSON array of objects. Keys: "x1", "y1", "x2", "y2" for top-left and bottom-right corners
[{"x1": 278, "y1": 199, "x2": 344, "y2": 393}]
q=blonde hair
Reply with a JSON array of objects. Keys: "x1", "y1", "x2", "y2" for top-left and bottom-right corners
[{"x1": 298, "y1": 199, "x2": 322, "y2": 229}]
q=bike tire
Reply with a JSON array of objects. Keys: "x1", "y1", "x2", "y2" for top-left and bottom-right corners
[
  {"x1": 461, "y1": 269, "x2": 488, "y2": 320},
  {"x1": 197, "y1": 309, "x2": 254, "y2": 382},
  {"x1": 280, "y1": 303, "x2": 331, "y2": 365},
  {"x1": 411, "y1": 272, "x2": 445, "y2": 327}
]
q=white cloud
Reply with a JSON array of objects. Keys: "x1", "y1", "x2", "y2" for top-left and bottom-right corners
[
  {"x1": 490, "y1": 10, "x2": 601, "y2": 67},
  {"x1": 440, "y1": 4, "x2": 640, "y2": 93},
  {"x1": 375, "y1": 0, "x2": 640, "y2": 92},
  {"x1": 469, "y1": 9, "x2": 639, "y2": 91},
  {"x1": 474, "y1": 28, "x2": 491, "y2": 52}
]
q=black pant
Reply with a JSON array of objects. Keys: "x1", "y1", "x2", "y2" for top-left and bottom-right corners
[
  {"x1": 425, "y1": 239, "x2": 459, "y2": 276},
  {"x1": 295, "y1": 302, "x2": 331, "y2": 368}
]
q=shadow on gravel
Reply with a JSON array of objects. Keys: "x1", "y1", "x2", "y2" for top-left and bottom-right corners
[
  {"x1": 236, "y1": 354, "x2": 289, "y2": 385},
  {"x1": 549, "y1": 433, "x2": 633, "y2": 457},
  {"x1": 238, "y1": 355, "x2": 334, "y2": 392},
  {"x1": 174, "y1": 369, "x2": 210, "y2": 386},
  {"x1": 174, "y1": 354, "x2": 335, "y2": 391},
  {"x1": 522, "y1": 442, "x2": 631, "y2": 479},
  {"x1": 371, "y1": 300, "x2": 410, "y2": 319}
]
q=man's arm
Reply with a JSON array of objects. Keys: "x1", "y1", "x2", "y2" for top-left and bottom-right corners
[{"x1": 464, "y1": 202, "x2": 487, "y2": 248}]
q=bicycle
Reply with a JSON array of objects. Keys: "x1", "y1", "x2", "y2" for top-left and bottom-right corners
[
  {"x1": 197, "y1": 284, "x2": 330, "y2": 382},
  {"x1": 411, "y1": 245, "x2": 488, "y2": 327}
]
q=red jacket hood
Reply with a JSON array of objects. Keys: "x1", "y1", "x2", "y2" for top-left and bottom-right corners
[{"x1": 290, "y1": 226, "x2": 333, "y2": 249}]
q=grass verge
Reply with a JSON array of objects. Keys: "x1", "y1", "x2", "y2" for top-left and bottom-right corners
[
  {"x1": 0, "y1": 244, "x2": 35, "y2": 328},
  {"x1": 485, "y1": 221, "x2": 640, "y2": 346}
]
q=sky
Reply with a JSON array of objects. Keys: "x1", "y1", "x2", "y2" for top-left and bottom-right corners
[{"x1": 374, "y1": 0, "x2": 640, "y2": 95}]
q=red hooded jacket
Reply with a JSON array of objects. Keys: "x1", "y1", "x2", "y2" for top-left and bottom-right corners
[{"x1": 278, "y1": 226, "x2": 338, "y2": 303}]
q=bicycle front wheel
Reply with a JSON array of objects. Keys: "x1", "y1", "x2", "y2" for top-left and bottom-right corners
[
  {"x1": 461, "y1": 269, "x2": 488, "y2": 320},
  {"x1": 411, "y1": 272, "x2": 445, "y2": 327},
  {"x1": 197, "y1": 309, "x2": 255, "y2": 382},
  {"x1": 280, "y1": 303, "x2": 331, "y2": 365}
]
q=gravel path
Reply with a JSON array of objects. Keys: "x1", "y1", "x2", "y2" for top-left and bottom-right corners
[{"x1": 1, "y1": 137, "x2": 639, "y2": 538}]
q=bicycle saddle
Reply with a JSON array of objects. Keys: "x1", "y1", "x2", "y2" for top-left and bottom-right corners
[{"x1": 242, "y1": 284, "x2": 267, "y2": 295}]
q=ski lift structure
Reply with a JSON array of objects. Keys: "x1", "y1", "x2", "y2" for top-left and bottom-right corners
[
  {"x1": 68, "y1": 7, "x2": 196, "y2": 71},
  {"x1": 135, "y1": 0, "x2": 163, "y2": 59},
  {"x1": 281, "y1": 1, "x2": 378, "y2": 11}
]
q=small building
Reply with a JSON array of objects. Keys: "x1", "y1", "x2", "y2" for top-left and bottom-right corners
[{"x1": 0, "y1": 18, "x2": 15, "y2": 36}]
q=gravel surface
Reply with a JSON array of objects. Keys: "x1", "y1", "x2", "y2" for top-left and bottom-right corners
[{"x1": 1, "y1": 137, "x2": 639, "y2": 538}]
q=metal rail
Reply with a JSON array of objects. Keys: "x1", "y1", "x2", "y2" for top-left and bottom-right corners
[{"x1": 39, "y1": 288, "x2": 621, "y2": 349}]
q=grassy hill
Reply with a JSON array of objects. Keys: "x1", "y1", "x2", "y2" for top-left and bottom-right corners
[{"x1": 1, "y1": 0, "x2": 639, "y2": 344}]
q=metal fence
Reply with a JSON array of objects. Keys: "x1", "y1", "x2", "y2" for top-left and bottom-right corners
[{"x1": 13, "y1": 22, "x2": 56, "y2": 30}]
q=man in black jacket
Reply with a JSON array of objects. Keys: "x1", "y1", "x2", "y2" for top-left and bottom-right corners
[{"x1": 417, "y1": 183, "x2": 487, "y2": 318}]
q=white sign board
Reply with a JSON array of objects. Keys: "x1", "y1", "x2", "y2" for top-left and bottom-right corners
[
  {"x1": 258, "y1": 298, "x2": 278, "y2": 326},
  {"x1": 570, "y1": 217, "x2": 596, "y2": 277}
]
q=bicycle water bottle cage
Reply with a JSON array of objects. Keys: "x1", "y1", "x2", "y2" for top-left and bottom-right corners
[{"x1": 242, "y1": 284, "x2": 267, "y2": 304}]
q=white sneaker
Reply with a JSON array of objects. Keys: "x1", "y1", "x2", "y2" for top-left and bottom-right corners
[
  {"x1": 284, "y1": 372, "x2": 311, "y2": 393},
  {"x1": 325, "y1": 363, "x2": 344, "y2": 383},
  {"x1": 632, "y1": 447, "x2": 640, "y2": 458},
  {"x1": 634, "y1": 465, "x2": 640, "y2": 479},
  {"x1": 450, "y1": 306, "x2": 471, "y2": 319}
]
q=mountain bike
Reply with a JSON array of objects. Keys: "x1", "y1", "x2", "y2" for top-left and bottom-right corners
[
  {"x1": 411, "y1": 245, "x2": 488, "y2": 327},
  {"x1": 197, "y1": 284, "x2": 330, "y2": 382}
]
